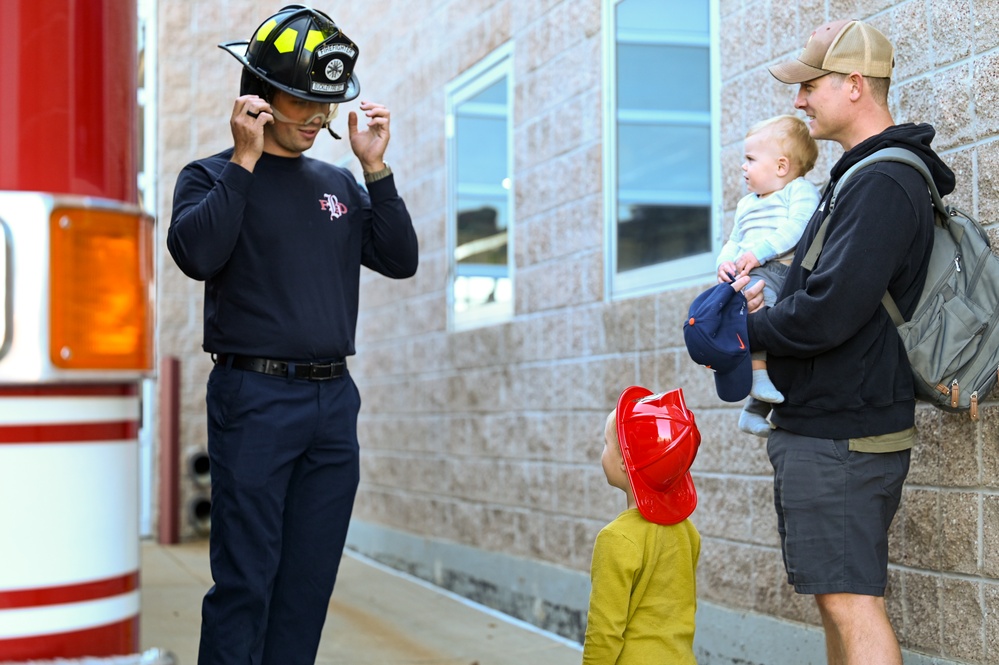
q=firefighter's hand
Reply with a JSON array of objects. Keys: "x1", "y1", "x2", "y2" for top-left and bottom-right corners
[
  {"x1": 349, "y1": 101, "x2": 391, "y2": 174},
  {"x1": 230, "y1": 95, "x2": 272, "y2": 173}
]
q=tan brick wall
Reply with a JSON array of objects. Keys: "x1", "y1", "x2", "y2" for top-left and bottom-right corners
[{"x1": 157, "y1": 0, "x2": 999, "y2": 660}]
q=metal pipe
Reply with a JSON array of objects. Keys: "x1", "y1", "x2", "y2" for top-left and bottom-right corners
[{"x1": 157, "y1": 356, "x2": 179, "y2": 544}]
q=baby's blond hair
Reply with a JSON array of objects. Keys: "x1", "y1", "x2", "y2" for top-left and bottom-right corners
[{"x1": 747, "y1": 115, "x2": 818, "y2": 178}]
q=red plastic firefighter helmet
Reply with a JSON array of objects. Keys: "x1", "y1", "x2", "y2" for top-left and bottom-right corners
[
  {"x1": 616, "y1": 386, "x2": 701, "y2": 525},
  {"x1": 219, "y1": 4, "x2": 360, "y2": 103}
]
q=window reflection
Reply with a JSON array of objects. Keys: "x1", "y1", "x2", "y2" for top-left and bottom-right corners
[
  {"x1": 618, "y1": 204, "x2": 711, "y2": 271},
  {"x1": 613, "y1": 0, "x2": 713, "y2": 280},
  {"x1": 449, "y1": 60, "x2": 512, "y2": 325}
]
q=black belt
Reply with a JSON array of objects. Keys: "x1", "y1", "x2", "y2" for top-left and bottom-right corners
[{"x1": 216, "y1": 354, "x2": 346, "y2": 381}]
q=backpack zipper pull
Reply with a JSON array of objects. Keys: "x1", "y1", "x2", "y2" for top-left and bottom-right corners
[
  {"x1": 950, "y1": 380, "x2": 960, "y2": 409},
  {"x1": 955, "y1": 255, "x2": 962, "y2": 273},
  {"x1": 970, "y1": 391, "x2": 979, "y2": 421}
]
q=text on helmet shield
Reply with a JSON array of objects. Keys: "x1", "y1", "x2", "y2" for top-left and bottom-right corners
[
  {"x1": 317, "y1": 43, "x2": 356, "y2": 59},
  {"x1": 311, "y1": 81, "x2": 346, "y2": 94}
]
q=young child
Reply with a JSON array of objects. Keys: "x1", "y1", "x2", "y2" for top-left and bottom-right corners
[
  {"x1": 716, "y1": 115, "x2": 820, "y2": 436},
  {"x1": 582, "y1": 386, "x2": 701, "y2": 665}
]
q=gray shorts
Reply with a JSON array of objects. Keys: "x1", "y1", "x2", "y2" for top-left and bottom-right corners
[
  {"x1": 767, "y1": 429, "x2": 910, "y2": 596},
  {"x1": 748, "y1": 262, "x2": 789, "y2": 308},
  {"x1": 748, "y1": 262, "x2": 788, "y2": 361}
]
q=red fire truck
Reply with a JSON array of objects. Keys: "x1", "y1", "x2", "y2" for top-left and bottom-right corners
[{"x1": 0, "y1": 0, "x2": 156, "y2": 659}]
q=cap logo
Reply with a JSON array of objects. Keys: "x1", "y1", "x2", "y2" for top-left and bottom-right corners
[
  {"x1": 800, "y1": 32, "x2": 816, "y2": 59},
  {"x1": 803, "y1": 30, "x2": 817, "y2": 50}
]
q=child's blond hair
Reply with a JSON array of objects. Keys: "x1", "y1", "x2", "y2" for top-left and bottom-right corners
[
  {"x1": 605, "y1": 409, "x2": 619, "y2": 451},
  {"x1": 747, "y1": 115, "x2": 818, "y2": 179}
]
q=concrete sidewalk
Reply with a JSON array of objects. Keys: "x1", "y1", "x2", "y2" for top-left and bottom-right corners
[{"x1": 139, "y1": 541, "x2": 584, "y2": 664}]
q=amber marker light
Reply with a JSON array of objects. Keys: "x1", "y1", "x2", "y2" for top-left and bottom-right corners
[{"x1": 49, "y1": 206, "x2": 154, "y2": 370}]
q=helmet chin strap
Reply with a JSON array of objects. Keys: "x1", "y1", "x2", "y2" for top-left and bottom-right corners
[{"x1": 324, "y1": 105, "x2": 341, "y2": 140}]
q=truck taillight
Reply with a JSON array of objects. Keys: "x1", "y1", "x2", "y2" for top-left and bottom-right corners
[{"x1": 49, "y1": 206, "x2": 154, "y2": 370}]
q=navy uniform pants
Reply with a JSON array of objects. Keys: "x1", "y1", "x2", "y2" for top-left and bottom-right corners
[{"x1": 198, "y1": 361, "x2": 361, "y2": 665}]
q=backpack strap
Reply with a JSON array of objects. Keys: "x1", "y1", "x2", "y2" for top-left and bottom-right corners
[
  {"x1": 832, "y1": 147, "x2": 948, "y2": 216},
  {"x1": 800, "y1": 214, "x2": 831, "y2": 272},
  {"x1": 881, "y1": 291, "x2": 905, "y2": 327},
  {"x1": 800, "y1": 147, "x2": 943, "y2": 326}
]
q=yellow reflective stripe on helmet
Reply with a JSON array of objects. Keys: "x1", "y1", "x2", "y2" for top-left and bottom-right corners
[
  {"x1": 255, "y1": 19, "x2": 277, "y2": 42},
  {"x1": 274, "y1": 27, "x2": 298, "y2": 53},
  {"x1": 304, "y1": 30, "x2": 324, "y2": 53}
]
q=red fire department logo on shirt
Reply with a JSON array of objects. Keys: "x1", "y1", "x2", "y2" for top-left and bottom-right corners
[{"x1": 319, "y1": 193, "x2": 348, "y2": 220}]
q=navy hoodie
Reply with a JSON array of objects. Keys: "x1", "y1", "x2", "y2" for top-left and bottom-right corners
[
  {"x1": 746, "y1": 123, "x2": 956, "y2": 439},
  {"x1": 167, "y1": 150, "x2": 418, "y2": 359}
]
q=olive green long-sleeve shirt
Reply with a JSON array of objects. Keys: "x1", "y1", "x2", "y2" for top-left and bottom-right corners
[{"x1": 582, "y1": 509, "x2": 699, "y2": 665}]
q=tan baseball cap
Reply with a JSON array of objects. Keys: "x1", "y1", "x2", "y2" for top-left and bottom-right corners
[{"x1": 769, "y1": 19, "x2": 894, "y2": 84}]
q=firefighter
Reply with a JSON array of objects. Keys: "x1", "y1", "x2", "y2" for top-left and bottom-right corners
[{"x1": 166, "y1": 5, "x2": 418, "y2": 664}]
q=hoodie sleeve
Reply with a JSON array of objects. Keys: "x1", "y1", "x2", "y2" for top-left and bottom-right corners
[{"x1": 747, "y1": 165, "x2": 926, "y2": 358}]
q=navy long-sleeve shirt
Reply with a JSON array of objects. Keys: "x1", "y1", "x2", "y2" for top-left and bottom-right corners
[{"x1": 167, "y1": 149, "x2": 418, "y2": 359}]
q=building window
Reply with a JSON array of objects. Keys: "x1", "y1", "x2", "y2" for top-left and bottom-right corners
[
  {"x1": 605, "y1": 0, "x2": 719, "y2": 296},
  {"x1": 446, "y1": 45, "x2": 514, "y2": 328}
]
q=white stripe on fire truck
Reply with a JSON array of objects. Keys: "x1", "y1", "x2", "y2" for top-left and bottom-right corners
[
  {"x1": 0, "y1": 396, "x2": 139, "y2": 425},
  {"x1": 0, "y1": 591, "x2": 140, "y2": 639},
  {"x1": 0, "y1": 442, "x2": 139, "y2": 589}
]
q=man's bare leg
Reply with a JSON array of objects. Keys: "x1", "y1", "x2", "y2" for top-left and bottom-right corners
[
  {"x1": 815, "y1": 593, "x2": 901, "y2": 665},
  {"x1": 817, "y1": 598, "x2": 845, "y2": 665}
]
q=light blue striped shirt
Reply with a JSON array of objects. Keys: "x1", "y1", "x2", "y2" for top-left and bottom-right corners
[{"x1": 717, "y1": 177, "x2": 821, "y2": 268}]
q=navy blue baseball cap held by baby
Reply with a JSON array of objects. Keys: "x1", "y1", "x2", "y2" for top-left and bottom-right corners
[{"x1": 683, "y1": 283, "x2": 752, "y2": 402}]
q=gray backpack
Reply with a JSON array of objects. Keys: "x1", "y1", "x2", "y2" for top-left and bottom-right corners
[{"x1": 802, "y1": 147, "x2": 999, "y2": 420}]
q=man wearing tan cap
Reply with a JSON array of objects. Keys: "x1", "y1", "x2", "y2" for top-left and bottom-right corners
[{"x1": 743, "y1": 19, "x2": 956, "y2": 665}]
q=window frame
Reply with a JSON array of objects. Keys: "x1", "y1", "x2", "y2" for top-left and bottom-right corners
[
  {"x1": 445, "y1": 42, "x2": 515, "y2": 330},
  {"x1": 602, "y1": 0, "x2": 722, "y2": 299}
]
